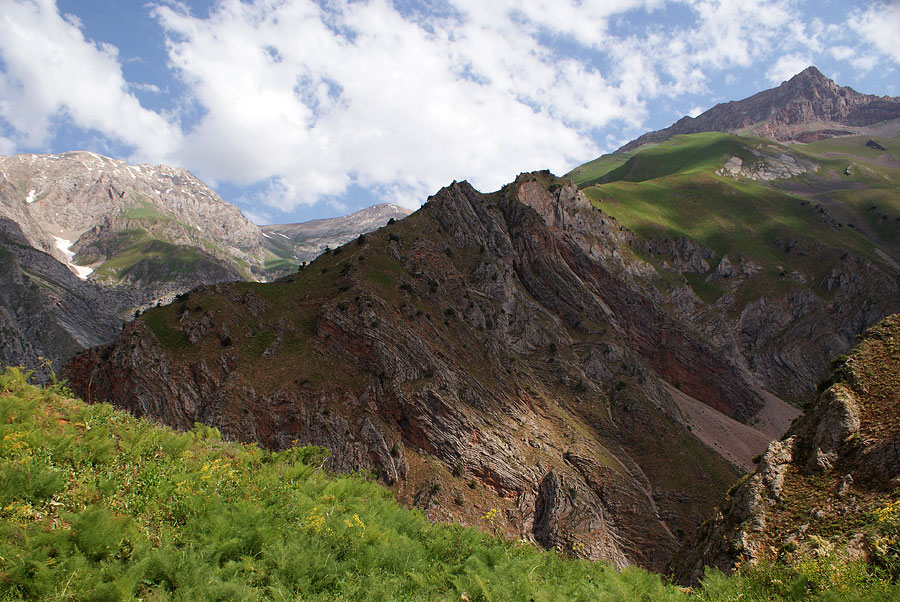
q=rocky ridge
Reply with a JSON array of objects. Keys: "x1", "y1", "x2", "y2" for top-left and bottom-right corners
[
  {"x1": 618, "y1": 67, "x2": 900, "y2": 152},
  {"x1": 65, "y1": 172, "x2": 766, "y2": 571},
  {"x1": 672, "y1": 313, "x2": 900, "y2": 585},
  {"x1": 573, "y1": 129, "x2": 900, "y2": 402}
]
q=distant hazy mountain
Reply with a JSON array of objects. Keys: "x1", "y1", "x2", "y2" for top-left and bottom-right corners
[{"x1": 261, "y1": 203, "x2": 412, "y2": 264}]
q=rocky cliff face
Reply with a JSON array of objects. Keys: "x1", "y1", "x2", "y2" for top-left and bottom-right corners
[
  {"x1": 672, "y1": 313, "x2": 900, "y2": 585},
  {"x1": 65, "y1": 172, "x2": 767, "y2": 571},
  {"x1": 618, "y1": 67, "x2": 900, "y2": 152},
  {"x1": 0, "y1": 218, "x2": 123, "y2": 380}
]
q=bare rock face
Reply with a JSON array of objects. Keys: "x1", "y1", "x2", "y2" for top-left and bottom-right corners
[
  {"x1": 0, "y1": 152, "x2": 264, "y2": 274},
  {"x1": 716, "y1": 147, "x2": 818, "y2": 181},
  {"x1": 619, "y1": 66, "x2": 900, "y2": 152},
  {"x1": 804, "y1": 384, "x2": 860, "y2": 473},
  {"x1": 65, "y1": 172, "x2": 745, "y2": 571},
  {"x1": 672, "y1": 314, "x2": 900, "y2": 585},
  {"x1": 532, "y1": 470, "x2": 630, "y2": 567},
  {"x1": 0, "y1": 218, "x2": 124, "y2": 379}
]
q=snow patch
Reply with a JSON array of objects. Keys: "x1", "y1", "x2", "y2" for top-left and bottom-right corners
[
  {"x1": 276, "y1": 232, "x2": 290, "y2": 239},
  {"x1": 25, "y1": 189, "x2": 36, "y2": 204},
  {"x1": 262, "y1": 231, "x2": 273, "y2": 239},
  {"x1": 52, "y1": 235, "x2": 93, "y2": 280}
]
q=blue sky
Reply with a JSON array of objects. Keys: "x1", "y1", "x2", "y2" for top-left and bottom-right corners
[{"x1": 1, "y1": 0, "x2": 898, "y2": 224}]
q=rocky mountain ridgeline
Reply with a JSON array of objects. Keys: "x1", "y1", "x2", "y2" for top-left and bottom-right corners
[
  {"x1": 65, "y1": 172, "x2": 809, "y2": 571},
  {"x1": 0, "y1": 151, "x2": 263, "y2": 278},
  {"x1": 618, "y1": 66, "x2": 900, "y2": 152},
  {"x1": 672, "y1": 313, "x2": 900, "y2": 585}
]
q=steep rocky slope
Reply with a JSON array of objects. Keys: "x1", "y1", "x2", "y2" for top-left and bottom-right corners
[
  {"x1": 261, "y1": 203, "x2": 412, "y2": 265},
  {"x1": 65, "y1": 173, "x2": 767, "y2": 571},
  {"x1": 569, "y1": 130, "x2": 900, "y2": 402},
  {"x1": 614, "y1": 67, "x2": 900, "y2": 153},
  {"x1": 673, "y1": 313, "x2": 900, "y2": 585},
  {"x1": 0, "y1": 151, "x2": 268, "y2": 284},
  {"x1": 0, "y1": 218, "x2": 123, "y2": 380}
]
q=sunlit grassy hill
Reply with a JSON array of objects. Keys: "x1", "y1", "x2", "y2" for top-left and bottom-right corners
[
  {"x1": 2, "y1": 367, "x2": 898, "y2": 601},
  {"x1": 567, "y1": 132, "x2": 900, "y2": 310}
]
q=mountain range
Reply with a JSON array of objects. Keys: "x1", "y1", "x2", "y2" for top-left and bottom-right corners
[
  {"x1": 0, "y1": 153, "x2": 407, "y2": 378},
  {"x1": 2, "y1": 66, "x2": 899, "y2": 583}
]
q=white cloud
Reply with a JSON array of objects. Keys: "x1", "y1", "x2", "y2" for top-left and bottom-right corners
[
  {"x1": 849, "y1": 2, "x2": 900, "y2": 65},
  {"x1": 0, "y1": 136, "x2": 15, "y2": 155},
  {"x1": 851, "y1": 54, "x2": 880, "y2": 73},
  {"x1": 0, "y1": 0, "x2": 180, "y2": 160},
  {"x1": 687, "y1": 106, "x2": 704, "y2": 117},
  {"x1": 129, "y1": 82, "x2": 162, "y2": 94},
  {"x1": 829, "y1": 45, "x2": 854, "y2": 61},
  {"x1": 0, "y1": 0, "x2": 864, "y2": 215},
  {"x1": 151, "y1": 0, "x2": 817, "y2": 212},
  {"x1": 767, "y1": 53, "x2": 813, "y2": 84},
  {"x1": 153, "y1": 0, "x2": 612, "y2": 209}
]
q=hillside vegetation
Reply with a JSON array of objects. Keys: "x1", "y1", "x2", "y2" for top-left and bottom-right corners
[
  {"x1": 570, "y1": 133, "x2": 900, "y2": 268},
  {"x1": 1, "y1": 367, "x2": 898, "y2": 601}
]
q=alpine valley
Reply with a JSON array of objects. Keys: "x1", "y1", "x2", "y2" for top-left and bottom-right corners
[{"x1": 2, "y1": 67, "x2": 900, "y2": 597}]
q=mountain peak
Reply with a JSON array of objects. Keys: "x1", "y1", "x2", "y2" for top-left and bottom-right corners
[
  {"x1": 616, "y1": 67, "x2": 900, "y2": 152},
  {"x1": 779, "y1": 65, "x2": 841, "y2": 95},
  {"x1": 788, "y1": 65, "x2": 827, "y2": 83}
]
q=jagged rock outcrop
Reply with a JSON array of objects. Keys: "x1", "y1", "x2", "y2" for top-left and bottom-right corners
[
  {"x1": 66, "y1": 172, "x2": 754, "y2": 571},
  {"x1": 672, "y1": 314, "x2": 900, "y2": 584},
  {"x1": 715, "y1": 147, "x2": 818, "y2": 181},
  {"x1": 618, "y1": 66, "x2": 900, "y2": 152}
]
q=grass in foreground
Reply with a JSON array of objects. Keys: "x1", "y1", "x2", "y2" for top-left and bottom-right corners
[{"x1": 0, "y1": 367, "x2": 897, "y2": 601}]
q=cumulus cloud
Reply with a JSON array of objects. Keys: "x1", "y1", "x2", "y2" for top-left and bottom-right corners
[
  {"x1": 767, "y1": 53, "x2": 813, "y2": 84},
  {"x1": 0, "y1": 0, "x2": 180, "y2": 159},
  {"x1": 153, "y1": 0, "x2": 616, "y2": 208},
  {"x1": 849, "y1": 1, "x2": 900, "y2": 65},
  {"x1": 153, "y1": 0, "x2": 815, "y2": 211},
  {"x1": 0, "y1": 0, "x2": 875, "y2": 215}
]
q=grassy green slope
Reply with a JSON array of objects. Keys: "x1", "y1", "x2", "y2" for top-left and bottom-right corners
[
  {"x1": 570, "y1": 133, "x2": 900, "y2": 304},
  {"x1": 3, "y1": 367, "x2": 898, "y2": 600},
  {"x1": 0, "y1": 367, "x2": 686, "y2": 601},
  {"x1": 87, "y1": 229, "x2": 244, "y2": 284}
]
